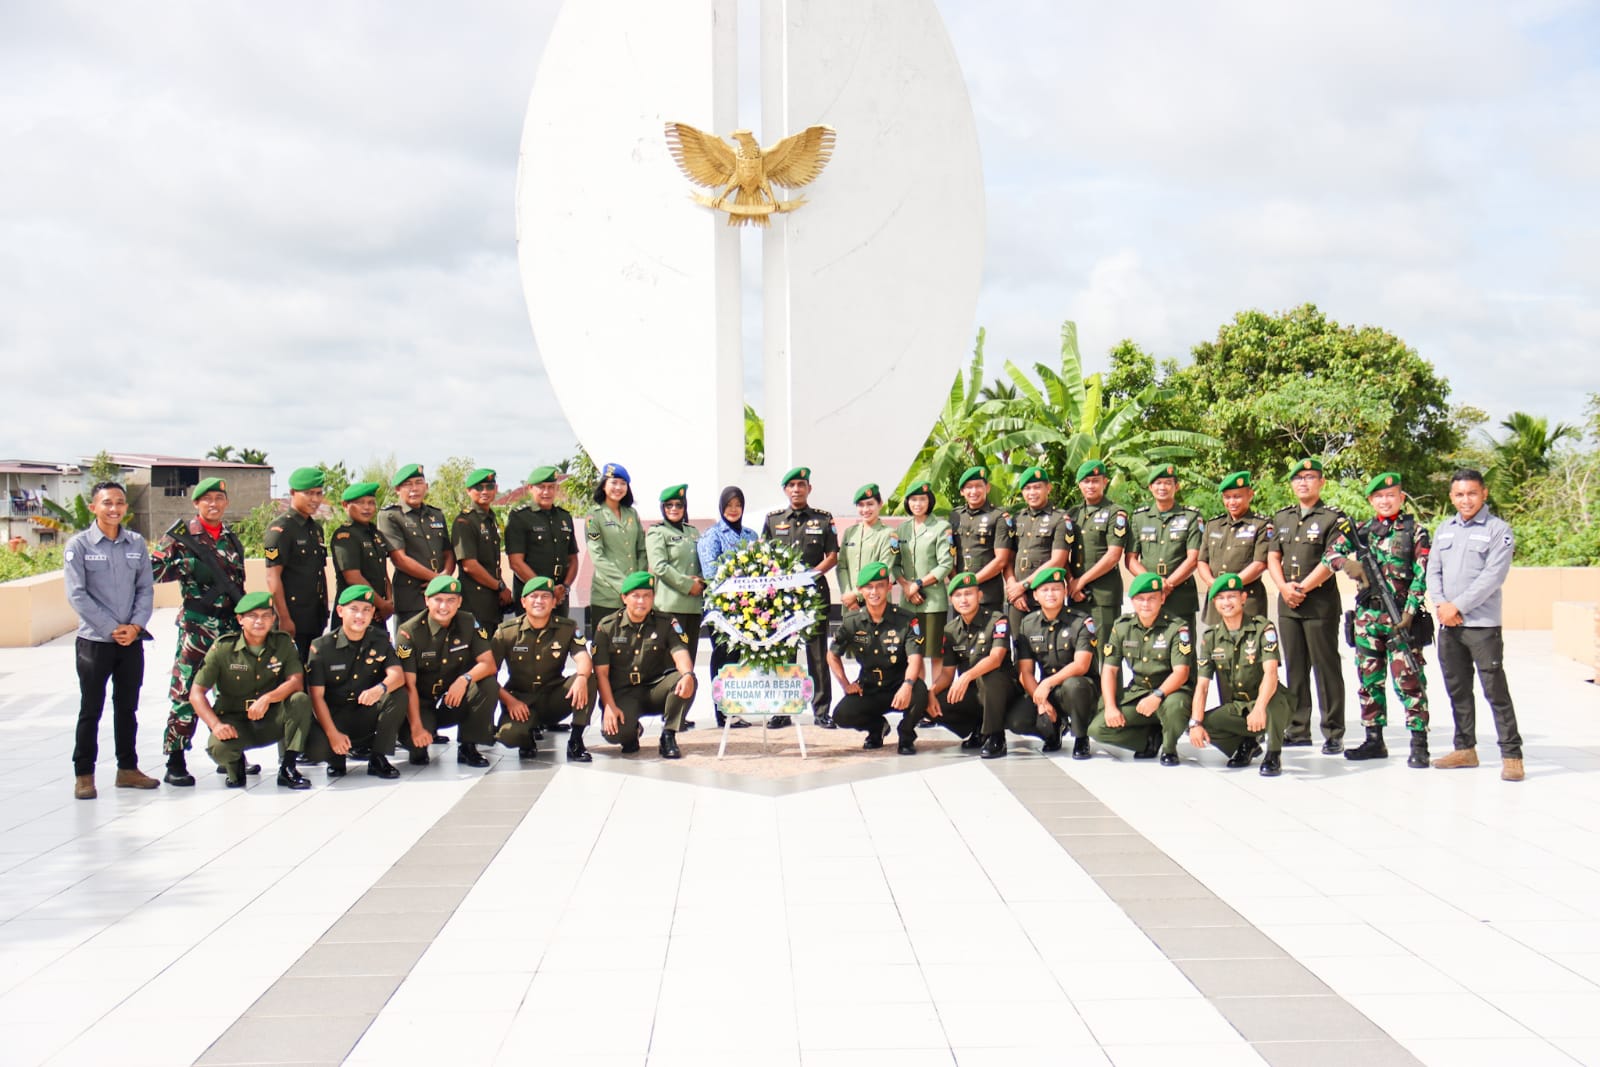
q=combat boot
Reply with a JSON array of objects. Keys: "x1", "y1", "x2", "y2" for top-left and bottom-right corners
[
  {"x1": 1344, "y1": 727, "x2": 1388, "y2": 761},
  {"x1": 164, "y1": 751, "x2": 196, "y2": 788},
  {"x1": 1407, "y1": 732, "x2": 1430, "y2": 769},
  {"x1": 1433, "y1": 747, "x2": 1478, "y2": 769}
]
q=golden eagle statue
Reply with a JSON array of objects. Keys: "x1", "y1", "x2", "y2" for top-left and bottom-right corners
[{"x1": 664, "y1": 122, "x2": 836, "y2": 227}]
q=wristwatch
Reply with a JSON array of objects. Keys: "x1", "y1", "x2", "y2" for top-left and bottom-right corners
[{"x1": 1187, "y1": 718, "x2": 1202, "y2": 729}]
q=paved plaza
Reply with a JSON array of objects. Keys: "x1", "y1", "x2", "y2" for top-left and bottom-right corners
[{"x1": 2, "y1": 608, "x2": 1598, "y2": 1066}]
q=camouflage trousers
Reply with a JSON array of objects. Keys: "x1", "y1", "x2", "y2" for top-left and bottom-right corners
[
  {"x1": 1353, "y1": 605, "x2": 1428, "y2": 732},
  {"x1": 164, "y1": 610, "x2": 239, "y2": 753}
]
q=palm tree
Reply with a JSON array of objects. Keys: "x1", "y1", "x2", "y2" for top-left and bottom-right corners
[
  {"x1": 235, "y1": 448, "x2": 269, "y2": 465},
  {"x1": 889, "y1": 329, "x2": 1012, "y2": 506},
  {"x1": 1489, "y1": 413, "x2": 1579, "y2": 476},
  {"x1": 205, "y1": 444, "x2": 237, "y2": 462}
]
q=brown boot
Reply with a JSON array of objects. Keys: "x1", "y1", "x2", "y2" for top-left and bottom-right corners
[
  {"x1": 1501, "y1": 758, "x2": 1525, "y2": 782},
  {"x1": 1433, "y1": 747, "x2": 1479, "y2": 769},
  {"x1": 115, "y1": 768, "x2": 161, "y2": 789},
  {"x1": 73, "y1": 775, "x2": 96, "y2": 799}
]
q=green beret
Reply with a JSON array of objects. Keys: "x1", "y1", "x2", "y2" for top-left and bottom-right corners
[
  {"x1": 341, "y1": 481, "x2": 380, "y2": 503},
  {"x1": 288, "y1": 467, "x2": 324, "y2": 492},
  {"x1": 853, "y1": 483, "x2": 881, "y2": 504},
  {"x1": 659, "y1": 484, "x2": 687, "y2": 503},
  {"x1": 234, "y1": 590, "x2": 273, "y2": 614},
  {"x1": 1289, "y1": 457, "x2": 1324, "y2": 476},
  {"x1": 1128, "y1": 572, "x2": 1165, "y2": 598},
  {"x1": 464, "y1": 468, "x2": 496, "y2": 489},
  {"x1": 1207, "y1": 573, "x2": 1245, "y2": 601},
  {"x1": 521, "y1": 576, "x2": 554, "y2": 597},
  {"x1": 1366, "y1": 471, "x2": 1403, "y2": 496},
  {"x1": 1028, "y1": 566, "x2": 1069, "y2": 591},
  {"x1": 856, "y1": 561, "x2": 890, "y2": 586},
  {"x1": 1218, "y1": 471, "x2": 1252, "y2": 493},
  {"x1": 424, "y1": 575, "x2": 461, "y2": 598},
  {"x1": 526, "y1": 465, "x2": 559, "y2": 485},
  {"x1": 191, "y1": 477, "x2": 227, "y2": 501},
  {"x1": 1147, "y1": 464, "x2": 1179, "y2": 486},
  {"x1": 620, "y1": 571, "x2": 655, "y2": 595},
  {"x1": 947, "y1": 572, "x2": 980, "y2": 593},
  {"x1": 338, "y1": 584, "x2": 375, "y2": 606},
  {"x1": 780, "y1": 466, "x2": 811, "y2": 486},
  {"x1": 391, "y1": 463, "x2": 424, "y2": 488},
  {"x1": 957, "y1": 465, "x2": 989, "y2": 488},
  {"x1": 1017, "y1": 466, "x2": 1049, "y2": 489},
  {"x1": 1075, "y1": 460, "x2": 1106, "y2": 482},
  {"x1": 904, "y1": 480, "x2": 936, "y2": 507}
]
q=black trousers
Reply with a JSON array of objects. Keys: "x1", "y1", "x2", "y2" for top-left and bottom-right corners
[
  {"x1": 834, "y1": 679, "x2": 929, "y2": 740},
  {"x1": 1278, "y1": 612, "x2": 1346, "y2": 743},
  {"x1": 933, "y1": 672, "x2": 1021, "y2": 739},
  {"x1": 74, "y1": 637, "x2": 144, "y2": 775},
  {"x1": 1438, "y1": 625, "x2": 1523, "y2": 759},
  {"x1": 709, "y1": 639, "x2": 742, "y2": 725}
]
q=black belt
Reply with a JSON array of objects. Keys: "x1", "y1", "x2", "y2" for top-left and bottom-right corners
[{"x1": 182, "y1": 598, "x2": 230, "y2": 617}]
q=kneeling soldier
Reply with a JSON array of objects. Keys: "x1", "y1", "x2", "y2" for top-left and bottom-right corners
[
  {"x1": 305, "y1": 585, "x2": 406, "y2": 780},
  {"x1": 1014, "y1": 567, "x2": 1099, "y2": 758},
  {"x1": 190, "y1": 592, "x2": 314, "y2": 789},
  {"x1": 397, "y1": 575, "x2": 498, "y2": 768},
  {"x1": 593, "y1": 572, "x2": 696, "y2": 759},
  {"x1": 1187, "y1": 574, "x2": 1291, "y2": 777},
  {"x1": 930, "y1": 572, "x2": 1041, "y2": 759},
  {"x1": 493, "y1": 577, "x2": 597, "y2": 763},
  {"x1": 827, "y1": 562, "x2": 929, "y2": 755},
  {"x1": 1090, "y1": 573, "x2": 1195, "y2": 765}
]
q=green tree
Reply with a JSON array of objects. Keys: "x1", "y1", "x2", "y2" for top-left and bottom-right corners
[
  {"x1": 556, "y1": 446, "x2": 599, "y2": 513},
  {"x1": 87, "y1": 450, "x2": 122, "y2": 485},
  {"x1": 205, "y1": 444, "x2": 236, "y2": 462},
  {"x1": 744, "y1": 404, "x2": 766, "y2": 466},
  {"x1": 888, "y1": 328, "x2": 1010, "y2": 508},
  {"x1": 316, "y1": 461, "x2": 354, "y2": 507},
  {"x1": 427, "y1": 456, "x2": 477, "y2": 520},
  {"x1": 236, "y1": 447, "x2": 269, "y2": 466}
]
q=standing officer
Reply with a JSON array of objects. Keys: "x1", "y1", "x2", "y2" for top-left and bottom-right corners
[
  {"x1": 827, "y1": 562, "x2": 928, "y2": 754},
  {"x1": 304, "y1": 585, "x2": 405, "y2": 780},
  {"x1": 930, "y1": 572, "x2": 1041, "y2": 759},
  {"x1": 1126, "y1": 465, "x2": 1203, "y2": 628},
  {"x1": 1427, "y1": 469, "x2": 1524, "y2": 781},
  {"x1": 1005, "y1": 466, "x2": 1075, "y2": 633},
  {"x1": 948, "y1": 466, "x2": 1016, "y2": 614},
  {"x1": 762, "y1": 467, "x2": 839, "y2": 728},
  {"x1": 188, "y1": 592, "x2": 314, "y2": 790},
  {"x1": 263, "y1": 467, "x2": 330, "y2": 662},
  {"x1": 592, "y1": 572, "x2": 697, "y2": 759},
  {"x1": 64, "y1": 480, "x2": 157, "y2": 799},
  {"x1": 1266, "y1": 458, "x2": 1348, "y2": 753},
  {"x1": 453, "y1": 468, "x2": 513, "y2": 629},
  {"x1": 894, "y1": 480, "x2": 954, "y2": 687},
  {"x1": 1196, "y1": 471, "x2": 1270, "y2": 631},
  {"x1": 330, "y1": 481, "x2": 395, "y2": 625},
  {"x1": 1089, "y1": 573, "x2": 1194, "y2": 765},
  {"x1": 646, "y1": 483, "x2": 705, "y2": 664},
  {"x1": 1014, "y1": 567, "x2": 1098, "y2": 758},
  {"x1": 151, "y1": 476, "x2": 252, "y2": 788},
  {"x1": 1068, "y1": 460, "x2": 1131, "y2": 663},
  {"x1": 492, "y1": 577, "x2": 597, "y2": 763},
  {"x1": 1327, "y1": 472, "x2": 1432, "y2": 767},
  {"x1": 377, "y1": 464, "x2": 454, "y2": 635},
  {"x1": 505, "y1": 465, "x2": 579, "y2": 619},
  {"x1": 1188, "y1": 574, "x2": 1291, "y2": 777},
  {"x1": 837, "y1": 484, "x2": 902, "y2": 614},
  {"x1": 396, "y1": 575, "x2": 498, "y2": 768}
]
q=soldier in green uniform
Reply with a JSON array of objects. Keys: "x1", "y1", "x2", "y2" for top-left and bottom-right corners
[
  {"x1": 304, "y1": 585, "x2": 405, "y2": 780},
  {"x1": 330, "y1": 481, "x2": 396, "y2": 627},
  {"x1": 587, "y1": 462, "x2": 648, "y2": 629},
  {"x1": 505, "y1": 465, "x2": 579, "y2": 619},
  {"x1": 396, "y1": 575, "x2": 497, "y2": 768},
  {"x1": 1068, "y1": 460, "x2": 1131, "y2": 666},
  {"x1": 151, "y1": 476, "x2": 253, "y2": 787},
  {"x1": 762, "y1": 466, "x2": 839, "y2": 728},
  {"x1": 827, "y1": 562, "x2": 928, "y2": 754},
  {"x1": 930, "y1": 573, "x2": 1042, "y2": 759},
  {"x1": 188, "y1": 591, "x2": 313, "y2": 789},
  {"x1": 1196, "y1": 471, "x2": 1271, "y2": 631},
  {"x1": 646, "y1": 484, "x2": 705, "y2": 663},
  {"x1": 263, "y1": 466, "x2": 329, "y2": 662},
  {"x1": 453, "y1": 468, "x2": 513, "y2": 630},
  {"x1": 377, "y1": 464, "x2": 454, "y2": 634},
  {"x1": 592, "y1": 572, "x2": 697, "y2": 759},
  {"x1": 1005, "y1": 466, "x2": 1076, "y2": 633},
  {"x1": 1127, "y1": 465, "x2": 1203, "y2": 626},
  {"x1": 948, "y1": 466, "x2": 1015, "y2": 612},
  {"x1": 1090, "y1": 573, "x2": 1195, "y2": 765},
  {"x1": 894, "y1": 481, "x2": 954, "y2": 686},
  {"x1": 1266, "y1": 457, "x2": 1349, "y2": 753},
  {"x1": 1188, "y1": 574, "x2": 1291, "y2": 777},
  {"x1": 1014, "y1": 567, "x2": 1099, "y2": 758},
  {"x1": 838, "y1": 484, "x2": 902, "y2": 614},
  {"x1": 492, "y1": 577, "x2": 597, "y2": 763}
]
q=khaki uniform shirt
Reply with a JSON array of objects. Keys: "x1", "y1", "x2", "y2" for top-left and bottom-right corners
[
  {"x1": 894, "y1": 517, "x2": 955, "y2": 614},
  {"x1": 1105, "y1": 612, "x2": 1195, "y2": 699},
  {"x1": 1199, "y1": 510, "x2": 1271, "y2": 624},
  {"x1": 504, "y1": 504, "x2": 578, "y2": 586},
  {"x1": 1198, "y1": 615, "x2": 1280, "y2": 697},
  {"x1": 1069, "y1": 501, "x2": 1131, "y2": 607},
  {"x1": 942, "y1": 609, "x2": 1012, "y2": 673},
  {"x1": 307, "y1": 628, "x2": 400, "y2": 706},
  {"x1": 949, "y1": 502, "x2": 1016, "y2": 607},
  {"x1": 1016, "y1": 607, "x2": 1097, "y2": 675},
  {"x1": 1129, "y1": 504, "x2": 1204, "y2": 615},
  {"x1": 377, "y1": 502, "x2": 450, "y2": 613},
  {"x1": 493, "y1": 614, "x2": 584, "y2": 691},
  {"x1": 762, "y1": 506, "x2": 840, "y2": 600},
  {"x1": 586, "y1": 505, "x2": 647, "y2": 611},
  {"x1": 193, "y1": 631, "x2": 303, "y2": 714},
  {"x1": 397, "y1": 610, "x2": 492, "y2": 700},
  {"x1": 646, "y1": 521, "x2": 704, "y2": 614},
  {"x1": 1268, "y1": 503, "x2": 1346, "y2": 620},
  {"x1": 592, "y1": 609, "x2": 691, "y2": 686},
  {"x1": 837, "y1": 522, "x2": 902, "y2": 600},
  {"x1": 330, "y1": 520, "x2": 393, "y2": 603},
  {"x1": 830, "y1": 604, "x2": 924, "y2": 690},
  {"x1": 452, "y1": 504, "x2": 505, "y2": 597},
  {"x1": 1013, "y1": 505, "x2": 1076, "y2": 583}
]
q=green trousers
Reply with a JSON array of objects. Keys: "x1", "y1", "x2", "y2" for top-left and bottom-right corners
[
  {"x1": 207, "y1": 693, "x2": 313, "y2": 767},
  {"x1": 601, "y1": 673, "x2": 694, "y2": 743},
  {"x1": 406, "y1": 679, "x2": 497, "y2": 754},
  {"x1": 305, "y1": 692, "x2": 407, "y2": 762},
  {"x1": 1088, "y1": 689, "x2": 1190, "y2": 756},
  {"x1": 495, "y1": 677, "x2": 597, "y2": 747},
  {"x1": 1201, "y1": 692, "x2": 1292, "y2": 757}
]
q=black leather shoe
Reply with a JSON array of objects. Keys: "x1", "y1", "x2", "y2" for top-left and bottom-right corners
[
  {"x1": 1158, "y1": 751, "x2": 1180, "y2": 766},
  {"x1": 518, "y1": 743, "x2": 538, "y2": 760},
  {"x1": 897, "y1": 737, "x2": 916, "y2": 756},
  {"x1": 1072, "y1": 737, "x2": 1091, "y2": 760},
  {"x1": 981, "y1": 733, "x2": 1007, "y2": 759},
  {"x1": 729, "y1": 718, "x2": 752, "y2": 729},
  {"x1": 326, "y1": 756, "x2": 348, "y2": 778},
  {"x1": 215, "y1": 760, "x2": 261, "y2": 776},
  {"x1": 1041, "y1": 726, "x2": 1063, "y2": 753},
  {"x1": 567, "y1": 733, "x2": 592, "y2": 763},
  {"x1": 368, "y1": 754, "x2": 401, "y2": 779},
  {"x1": 408, "y1": 749, "x2": 431, "y2": 766},
  {"x1": 768, "y1": 715, "x2": 793, "y2": 729},
  {"x1": 1321, "y1": 739, "x2": 1344, "y2": 755},
  {"x1": 1259, "y1": 752, "x2": 1282, "y2": 777},
  {"x1": 814, "y1": 710, "x2": 836, "y2": 730},
  {"x1": 164, "y1": 762, "x2": 196, "y2": 787},
  {"x1": 1226, "y1": 737, "x2": 1261, "y2": 769},
  {"x1": 432, "y1": 732, "x2": 450, "y2": 745},
  {"x1": 961, "y1": 731, "x2": 986, "y2": 751},
  {"x1": 619, "y1": 736, "x2": 641, "y2": 755},
  {"x1": 350, "y1": 743, "x2": 373, "y2": 760},
  {"x1": 1345, "y1": 727, "x2": 1389, "y2": 761},
  {"x1": 1407, "y1": 733, "x2": 1430, "y2": 769},
  {"x1": 1282, "y1": 736, "x2": 1314, "y2": 748},
  {"x1": 1134, "y1": 734, "x2": 1160, "y2": 759},
  {"x1": 548, "y1": 722, "x2": 570, "y2": 732},
  {"x1": 680, "y1": 719, "x2": 696, "y2": 731},
  {"x1": 659, "y1": 729, "x2": 681, "y2": 760},
  {"x1": 457, "y1": 744, "x2": 490, "y2": 768},
  {"x1": 224, "y1": 760, "x2": 246, "y2": 788},
  {"x1": 277, "y1": 753, "x2": 311, "y2": 790},
  {"x1": 863, "y1": 724, "x2": 885, "y2": 750}
]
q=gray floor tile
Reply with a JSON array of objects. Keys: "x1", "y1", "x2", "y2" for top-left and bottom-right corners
[
  {"x1": 432, "y1": 807, "x2": 530, "y2": 828},
  {"x1": 1118, "y1": 897, "x2": 1248, "y2": 929},
  {"x1": 414, "y1": 824, "x2": 515, "y2": 848},
  {"x1": 286, "y1": 941, "x2": 430, "y2": 978},
  {"x1": 372, "y1": 864, "x2": 485, "y2": 889},
  {"x1": 1147, "y1": 923, "x2": 1287, "y2": 960},
  {"x1": 1177, "y1": 957, "x2": 1332, "y2": 997},
  {"x1": 1093, "y1": 872, "x2": 1215, "y2": 901},
  {"x1": 197, "y1": 1014, "x2": 371, "y2": 1065},
  {"x1": 1073, "y1": 851, "x2": 1186, "y2": 877},
  {"x1": 247, "y1": 975, "x2": 401, "y2": 1017},
  {"x1": 1216, "y1": 994, "x2": 1388, "y2": 1042},
  {"x1": 1049, "y1": 817, "x2": 1137, "y2": 836},
  {"x1": 320, "y1": 910, "x2": 449, "y2": 944},
  {"x1": 1048, "y1": 833, "x2": 1162, "y2": 857},
  {"x1": 1254, "y1": 1039, "x2": 1425, "y2": 1067},
  {"x1": 347, "y1": 885, "x2": 468, "y2": 915},
  {"x1": 389, "y1": 842, "x2": 497, "y2": 868}
]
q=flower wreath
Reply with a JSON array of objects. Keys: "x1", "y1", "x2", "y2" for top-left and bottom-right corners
[{"x1": 702, "y1": 540, "x2": 827, "y2": 672}]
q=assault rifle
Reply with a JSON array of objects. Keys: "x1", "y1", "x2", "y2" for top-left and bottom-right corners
[{"x1": 1332, "y1": 514, "x2": 1423, "y2": 678}]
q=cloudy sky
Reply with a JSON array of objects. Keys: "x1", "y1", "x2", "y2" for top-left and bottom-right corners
[{"x1": 4, "y1": 1, "x2": 1596, "y2": 488}]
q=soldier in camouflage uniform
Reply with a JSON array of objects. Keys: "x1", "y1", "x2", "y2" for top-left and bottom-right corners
[
  {"x1": 1068, "y1": 460, "x2": 1131, "y2": 668},
  {"x1": 151, "y1": 477, "x2": 253, "y2": 787},
  {"x1": 453, "y1": 468, "x2": 513, "y2": 630},
  {"x1": 1005, "y1": 466, "x2": 1076, "y2": 634},
  {"x1": 1326, "y1": 472, "x2": 1432, "y2": 767},
  {"x1": 1188, "y1": 573, "x2": 1291, "y2": 777}
]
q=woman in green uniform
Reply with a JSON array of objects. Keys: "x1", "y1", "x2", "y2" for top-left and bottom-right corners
[
  {"x1": 586, "y1": 463, "x2": 647, "y2": 630},
  {"x1": 895, "y1": 480, "x2": 954, "y2": 686},
  {"x1": 646, "y1": 483, "x2": 704, "y2": 731},
  {"x1": 838, "y1": 483, "x2": 902, "y2": 613}
]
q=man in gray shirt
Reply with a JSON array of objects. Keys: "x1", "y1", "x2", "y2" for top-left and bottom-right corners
[
  {"x1": 1426, "y1": 468, "x2": 1524, "y2": 781},
  {"x1": 63, "y1": 481, "x2": 158, "y2": 798}
]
